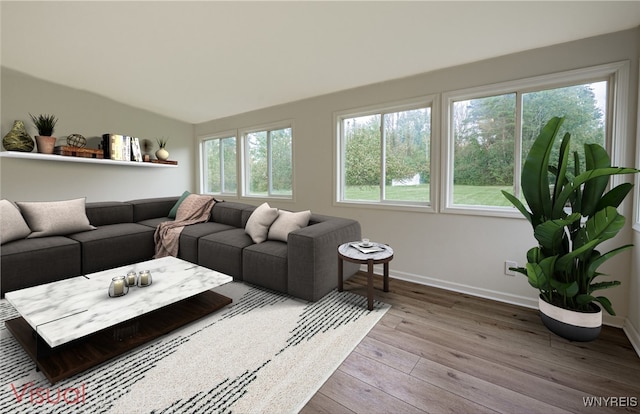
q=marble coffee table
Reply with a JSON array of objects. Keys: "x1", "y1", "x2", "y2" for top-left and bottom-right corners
[{"x1": 5, "y1": 256, "x2": 233, "y2": 384}]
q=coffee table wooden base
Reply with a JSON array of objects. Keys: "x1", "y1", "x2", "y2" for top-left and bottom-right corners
[{"x1": 5, "y1": 290, "x2": 232, "y2": 384}]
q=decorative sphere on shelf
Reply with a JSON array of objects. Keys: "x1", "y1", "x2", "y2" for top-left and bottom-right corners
[{"x1": 66, "y1": 133, "x2": 87, "y2": 148}]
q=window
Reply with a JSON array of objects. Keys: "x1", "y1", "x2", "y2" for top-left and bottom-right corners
[
  {"x1": 336, "y1": 97, "x2": 433, "y2": 208},
  {"x1": 200, "y1": 134, "x2": 237, "y2": 195},
  {"x1": 444, "y1": 62, "x2": 628, "y2": 214},
  {"x1": 242, "y1": 123, "x2": 293, "y2": 198}
]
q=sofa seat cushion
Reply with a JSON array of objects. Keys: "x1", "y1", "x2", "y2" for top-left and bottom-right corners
[
  {"x1": 137, "y1": 217, "x2": 172, "y2": 228},
  {"x1": 177, "y1": 222, "x2": 236, "y2": 263},
  {"x1": 198, "y1": 228, "x2": 254, "y2": 279},
  {"x1": 137, "y1": 219, "x2": 235, "y2": 263},
  {"x1": 0, "y1": 236, "x2": 81, "y2": 296},
  {"x1": 243, "y1": 241, "x2": 288, "y2": 292},
  {"x1": 68, "y1": 223, "x2": 155, "y2": 274}
]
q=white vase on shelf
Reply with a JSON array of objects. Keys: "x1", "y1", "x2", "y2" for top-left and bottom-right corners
[{"x1": 155, "y1": 148, "x2": 169, "y2": 161}]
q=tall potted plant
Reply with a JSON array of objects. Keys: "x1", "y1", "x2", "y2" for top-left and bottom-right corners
[
  {"x1": 29, "y1": 113, "x2": 58, "y2": 154},
  {"x1": 502, "y1": 117, "x2": 638, "y2": 341}
]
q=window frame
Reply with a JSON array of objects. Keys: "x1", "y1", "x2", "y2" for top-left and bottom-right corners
[
  {"x1": 441, "y1": 61, "x2": 630, "y2": 217},
  {"x1": 334, "y1": 95, "x2": 438, "y2": 212},
  {"x1": 197, "y1": 130, "x2": 238, "y2": 196},
  {"x1": 239, "y1": 120, "x2": 295, "y2": 200}
]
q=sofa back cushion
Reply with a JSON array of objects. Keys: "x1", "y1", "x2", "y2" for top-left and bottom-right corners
[
  {"x1": 241, "y1": 207, "x2": 255, "y2": 228},
  {"x1": 86, "y1": 202, "x2": 133, "y2": 226},
  {"x1": 212, "y1": 202, "x2": 252, "y2": 228},
  {"x1": 129, "y1": 197, "x2": 179, "y2": 222}
]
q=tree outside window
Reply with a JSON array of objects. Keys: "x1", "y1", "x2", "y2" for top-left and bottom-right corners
[
  {"x1": 202, "y1": 136, "x2": 236, "y2": 195},
  {"x1": 245, "y1": 126, "x2": 292, "y2": 197},
  {"x1": 451, "y1": 81, "x2": 607, "y2": 207},
  {"x1": 340, "y1": 106, "x2": 431, "y2": 205}
]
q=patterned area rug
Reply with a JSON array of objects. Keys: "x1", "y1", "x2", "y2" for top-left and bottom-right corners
[{"x1": 0, "y1": 282, "x2": 389, "y2": 413}]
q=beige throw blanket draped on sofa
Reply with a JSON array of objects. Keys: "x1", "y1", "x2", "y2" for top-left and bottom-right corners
[{"x1": 154, "y1": 194, "x2": 216, "y2": 258}]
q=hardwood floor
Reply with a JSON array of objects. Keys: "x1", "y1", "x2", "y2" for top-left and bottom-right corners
[{"x1": 301, "y1": 273, "x2": 640, "y2": 414}]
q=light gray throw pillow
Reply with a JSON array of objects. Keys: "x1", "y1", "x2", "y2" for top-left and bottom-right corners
[
  {"x1": 16, "y1": 198, "x2": 96, "y2": 238},
  {"x1": 268, "y1": 210, "x2": 311, "y2": 242},
  {"x1": 245, "y1": 202, "x2": 279, "y2": 243},
  {"x1": 0, "y1": 199, "x2": 32, "y2": 244}
]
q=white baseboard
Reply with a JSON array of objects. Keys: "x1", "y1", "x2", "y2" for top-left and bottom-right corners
[
  {"x1": 385, "y1": 268, "x2": 538, "y2": 310},
  {"x1": 369, "y1": 266, "x2": 631, "y2": 332},
  {"x1": 623, "y1": 320, "x2": 640, "y2": 358},
  {"x1": 602, "y1": 313, "x2": 626, "y2": 329}
]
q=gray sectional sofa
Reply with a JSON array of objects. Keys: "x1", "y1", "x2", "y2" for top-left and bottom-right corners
[{"x1": 0, "y1": 196, "x2": 361, "y2": 301}]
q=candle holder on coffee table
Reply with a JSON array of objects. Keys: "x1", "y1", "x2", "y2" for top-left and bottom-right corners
[{"x1": 108, "y1": 276, "x2": 129, "y2": 297}]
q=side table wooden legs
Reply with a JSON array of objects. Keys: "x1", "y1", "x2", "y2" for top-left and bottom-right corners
[
  {"x1": 339, "y1": 256, "x2": 386, "y2": 311},
  {"x1": 367, "y1": 259, "x2": 374, "y2": 310},
  {"x1": 383, "y1": 262, "x2": 389, "y2": 292},
  {"x1": 338, "y1": 256, "x2": 344, "y2": 292}
]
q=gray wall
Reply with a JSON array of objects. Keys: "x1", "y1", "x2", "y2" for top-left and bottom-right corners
[
  {"x1": 196, "y1": 28, "x2": 639, "y2": 330},
  {"x1": 0, "y1": 68, "x2": 194, "y2": 202}
]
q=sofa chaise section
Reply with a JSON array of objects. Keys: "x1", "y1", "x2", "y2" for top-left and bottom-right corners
[
  {"x1": 243, "y1": 240, "x2": 289, "y2": 292},
  {"x1": 199, "y1": 228, "x2": 254, "y2": 279},
  {"x1": 287, "y1": 214, "x2": 361, "y2": 301},
  {"x1": 196, "y1": 203, "x2": 255, "y2": 279}
]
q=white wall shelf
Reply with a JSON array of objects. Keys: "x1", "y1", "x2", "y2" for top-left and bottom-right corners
[{"x1": 0, "y1": 151, "x2": 178, "y2": 167}]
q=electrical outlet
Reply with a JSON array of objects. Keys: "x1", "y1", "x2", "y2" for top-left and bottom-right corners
[{"x1": 504, "y1": 261, "x2": 517, "y2": 276}]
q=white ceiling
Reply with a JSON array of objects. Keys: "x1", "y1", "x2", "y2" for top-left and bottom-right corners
[{"x1": 2, "y1": 1, "x2": 640, "y2": 124}]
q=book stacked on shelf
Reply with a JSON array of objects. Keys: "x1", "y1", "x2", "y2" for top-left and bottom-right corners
[{"x1": 102, "y1": 134, "x2": 143, "y2": 162}]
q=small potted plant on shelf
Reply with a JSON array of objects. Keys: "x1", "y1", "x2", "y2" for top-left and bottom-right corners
[
  {"x1": 29, "y1": 113, "x2": 58, "y2": 154},
  {"x1": 156, "y1": 138, "x2": 169, "y2": 161},
  {"x1": 502, "y1": 117, "x2": 638, "y2": 341}
]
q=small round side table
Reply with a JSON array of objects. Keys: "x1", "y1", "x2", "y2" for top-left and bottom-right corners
[{"x1": 338, "y1": 242, "x2": 394, "y2": 310}]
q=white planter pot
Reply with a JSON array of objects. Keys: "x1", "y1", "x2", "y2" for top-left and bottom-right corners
[{"x1": 538, "y1": 296, "x2": 602, "y2": 342}]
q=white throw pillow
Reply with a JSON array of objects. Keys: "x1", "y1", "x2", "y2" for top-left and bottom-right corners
[
  {"x1": 16, "y1": 198, "x2": 96, "y2": 238},
  {"x1": 245, "y1": 202, "x2": 279, "y2": 243},
  {"x1": 268, "y1": 210, "x2": 311, "y2": 242},
  {"x1": 0, "y1": 200, "x2": 32, "y2": 244}
]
